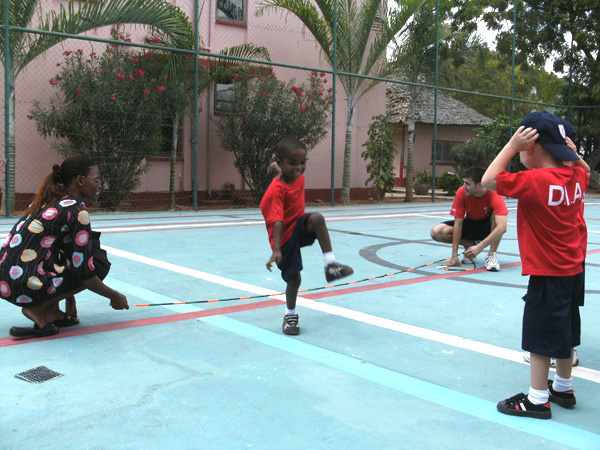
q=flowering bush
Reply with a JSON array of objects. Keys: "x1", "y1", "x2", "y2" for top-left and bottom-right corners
[
  {"x1": 216, "y1": 69, "x2": 333, "y2": 202},
  {"x1": 30, "y1": 25, "x2": 169, "y2": 210}
]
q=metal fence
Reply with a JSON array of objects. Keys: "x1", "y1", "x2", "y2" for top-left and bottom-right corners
[{"x1": 1, "y1": 0, "x2": 597, "y2": 215}]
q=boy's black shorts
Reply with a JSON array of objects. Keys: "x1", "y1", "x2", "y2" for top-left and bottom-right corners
[
  {"x1": 277, "y1": 213, "x2": 316, "y2": 282},
  {"x1": 522, "y1": 270, "x2": 584, "y2": 359},
  {"x1": 443, "y1": 217, "x2": 491, "y2": 241}
]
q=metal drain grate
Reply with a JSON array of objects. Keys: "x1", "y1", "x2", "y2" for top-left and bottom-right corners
[{"x1": 15, "y1": 366, "x2": 63, "y2": 384}]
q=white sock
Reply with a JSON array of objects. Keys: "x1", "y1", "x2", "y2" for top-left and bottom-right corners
[
  {"x1": 286, "y1": 308, "x2": 296, "y2": 316},
  {"x1": 553, "y1": 374, "x2": 573, "y2": 393},
  {"x1": 323, "y1": 251, "x2": 335, "y2": 266},
  {"x1": 528, "y1": 386, "x2": 549, "y2": 405}
]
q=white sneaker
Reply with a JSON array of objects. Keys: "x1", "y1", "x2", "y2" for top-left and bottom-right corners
[
  {"x1": 485, "y1": 252, "x2": 500, "y2": 271},
  {"x1": 523, "y1": 350, "x2": 579, "y2": 367}
]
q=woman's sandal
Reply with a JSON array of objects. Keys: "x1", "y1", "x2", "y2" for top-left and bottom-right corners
[{"x1": 9, "y1": 323, "x2": 59, "y2": 338}]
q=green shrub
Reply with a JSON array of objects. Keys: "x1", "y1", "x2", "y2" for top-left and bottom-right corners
[
  {"x1": 438, "y1": 171, "x2": 462, "y2": 196},
  {"x1": 415, "y1": 169, "x2": 432, "y2": 184},
  {"x1": 361, "y1": 114, "x2": 397, "y2": 202}
]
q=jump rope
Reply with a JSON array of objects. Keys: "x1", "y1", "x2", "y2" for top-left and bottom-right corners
[{"x1": 135, "y1": 252, "x2": 476, "y2": 307}]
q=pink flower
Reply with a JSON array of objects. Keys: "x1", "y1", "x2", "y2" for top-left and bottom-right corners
[
  {"x1": 185, "y1": 55, "x2": 192, "y2": 60},
  {"x1": 311, "y1": 71, "x2": 317, "y2": 76},
  {"x1": 320, "y1": 72, "x2": 325, "y2": 77},
  {"x1": 117, "y1": 73, "x2": 125, "y2": 81},
  {"x1": 198, "y1": 107, "x2": 203, "y2": 112},
  {"x1": 328, "y1": 87, "x2": 333, "y2": 93},
  {"x1": 163, "y1": 74, "x2": 168, "y2": 80},
  {"x1": 136, "y1": 69, "x2": 145, "y2": 77},
  {"x1": 151, "y1": 36, "x2": 159, "y2": 43},
  {"x1": 151, "y1": 78, "x2": 156, "y2": 83},
  {"x1": 144, "y1": 52, "x2": 153, "y2": 58},
  {"x1": 111, "y1": 96, "x2": 117, "y2": 101},
  {"x1": 129, "y1": 75, "x2": 134, "y2": 81},
  {"x1": 130, "y1": 57, "x2": 139, "y2": 64},
  {"x1": 49, "y1": 79, "x2": 58, "y2": 86},
  {"x1": 63, "y1": 51, "x2": 72, "y2": 56},
  {"x1": 157, "y1": 86, "x2": 165, "y2": 92},
  {"x1": 56, "y1": 63, "x2": 61, "y2": 67},
  {"x1": 26, "y1": 115, "x2": 33, "y2": 120},
  {"x1": 125, "y1": 38, "x2": 131, "y2": 43},
  {"x1": 76, "y1": 87, "x2": 83, "y2": 96},
  {"x1": 143, "y1": 90, "x2": 150, "y2": 95}
]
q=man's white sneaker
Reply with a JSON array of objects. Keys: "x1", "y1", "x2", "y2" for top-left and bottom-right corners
[{"x1": 485, "y1": 252, "x2": 500, "y2": 271}]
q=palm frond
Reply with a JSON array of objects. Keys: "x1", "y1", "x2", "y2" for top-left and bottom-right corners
[{"x1": 0, "y1": 0, "x2": 38, "y2": 67}]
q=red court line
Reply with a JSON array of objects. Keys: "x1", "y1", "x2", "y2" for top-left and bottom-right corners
[
  {"x1": 0, "y1": 299, "x2": 282, "y2": 347},
  {"x1": 5, "y1": 249, "x2": 598, "y2": 346}
]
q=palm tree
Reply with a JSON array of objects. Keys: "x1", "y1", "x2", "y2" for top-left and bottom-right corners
[
  {"x1": 389, "y1": 0, "x2": 481, "y2": 201},
  {"x1": 159, "y1": 43, "x2": 271, "y2": 209},
  {"x1": 0, "y1": 0, "x2": 193, "y2": 214},
  {"x1": 257, "y1": 0, "x2": 425, "y2": 203}
]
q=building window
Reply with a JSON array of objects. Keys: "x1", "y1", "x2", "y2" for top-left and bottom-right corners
[
  {"x1": 216, "y1": 0, "x2": 246, "y2": 24},
  {"x1": 433, "y1": 141, "x2": 459, "y2": 163},
  {"x1": 214, "y1": 78, "x2": 243, "y2": 112}
]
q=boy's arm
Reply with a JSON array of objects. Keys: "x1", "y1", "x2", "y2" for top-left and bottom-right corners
[
  {"x1": 482, "y1": 126, "x2": 538, "y2": 191},
  {"x1": 266, "y1": 221, "x2": 283, "y2": 271},
  {"x1": 566, "y1": 137, "x2": 590, "y2": 174},
  {"x1": 447, "y1": 218, "x2": 464, "y2": 266}
]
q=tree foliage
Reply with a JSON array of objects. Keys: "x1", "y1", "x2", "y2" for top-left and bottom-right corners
[
  {"x1": 446, "y1": 0, "x2": 599, "y2": 168},
  {"x1": 216, "y1": 70, "x2": 333, "y2": 203},
  {"x1": 450, "y1": 115, "x2": 525, "y2": 175},
  {"x1": 30, "y1": 28, "x2": 171, "y2": 210},
  {"x1": 0, "y1": 0, "x2": 193, "y2": 214}
]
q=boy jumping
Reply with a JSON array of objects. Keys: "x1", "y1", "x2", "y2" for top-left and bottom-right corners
[
  {"x1": 482, "y1": 111, "x2": 589, "y2": 420},
  {"x1": 260, "y1": 136, "x2": 354, "y2": 335}
]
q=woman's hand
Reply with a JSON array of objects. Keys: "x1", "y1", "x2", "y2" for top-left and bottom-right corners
[{"x1": 109, "y1": 292, "x2": 129, "y2": 310}]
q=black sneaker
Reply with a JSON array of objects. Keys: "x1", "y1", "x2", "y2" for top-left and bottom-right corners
[
  {"x1": 325, "y1": 262, "x2": 354, "y2": 282},
  {"x1": 282, "y1": 314, "x2": 299, "y2": 335},
  {"x1": 497, "y1": 392, "x2": 551, "y2": 419},
  {"x1": 548, "y1": 380, "x2": 576, "y2": 408}
]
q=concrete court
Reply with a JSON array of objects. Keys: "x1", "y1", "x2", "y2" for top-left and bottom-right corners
[{"x1": 0, "y1": 198, "x2": 599, "y2": 450}]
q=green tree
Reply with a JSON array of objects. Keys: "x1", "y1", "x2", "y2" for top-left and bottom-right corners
[
  {"x1": 0, "y1": 0, "x2": 192, "y2": 214},
  {"x1": 30, "y1": 31, "x2": 169, "y2": 210},
  {"x1": 361, "y1": 114, "x2": 397, "y2": 202},
  {"x1": 216, "y1": 70, "x2": 333, "y2": 203},
  {"x1": 447, "y1": 46, "x2": 565, "y2": 120},
  {"x1": 447, "y1": 0, "x2": 599, "y2": 168},
  {"x1": 388, "y1": 0, "x2": 455, "y2": 202},
  {"x1": 257, "y1": 0, "x2": 426, "y2": 203}
]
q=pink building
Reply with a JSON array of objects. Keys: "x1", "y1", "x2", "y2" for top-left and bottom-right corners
[{"x1": 4, "y1": 0, "x2": 386, "y2": 210}]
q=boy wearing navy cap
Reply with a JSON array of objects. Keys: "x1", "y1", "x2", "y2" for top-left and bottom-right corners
[{"x1": 482, "y1": 111, "x2": 590, "y2": 420}]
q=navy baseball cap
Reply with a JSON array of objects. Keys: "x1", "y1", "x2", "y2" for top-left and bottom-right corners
[{"x1": 518, "y1": 111, "x2": 579, "y2": 161}]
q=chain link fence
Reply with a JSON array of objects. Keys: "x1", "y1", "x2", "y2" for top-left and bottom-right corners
[{"x1": 1, "y1": 0, "x2": 597, "y2": 214}]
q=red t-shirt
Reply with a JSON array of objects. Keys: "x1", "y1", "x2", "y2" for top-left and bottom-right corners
[
  {"x1": 450, "y1": 187, "x2": 508, "y2": 220},
  {"x1": 496, "y1": 166, "x2": 588, "y2": 277},
  {"x1": 260, "y1": 175, "x2": 305, "y2": 249}
]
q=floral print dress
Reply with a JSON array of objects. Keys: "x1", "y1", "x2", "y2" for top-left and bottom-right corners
[{"x1": 0, "y1": 196, "x2": 97, "y2": 306}]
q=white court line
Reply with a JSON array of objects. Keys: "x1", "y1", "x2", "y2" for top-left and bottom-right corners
[{"x1": 104, "y1": 245, "x2": 600, "y2": 384}]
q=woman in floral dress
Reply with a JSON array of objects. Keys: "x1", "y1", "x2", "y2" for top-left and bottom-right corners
[{"x1": 2, "y1": 156, "x2": 128, "y2": 338}]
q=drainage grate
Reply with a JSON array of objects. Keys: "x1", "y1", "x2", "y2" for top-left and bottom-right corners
[{"x1": 15, "y1": 366, "x2": 63, "y2": 384}]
